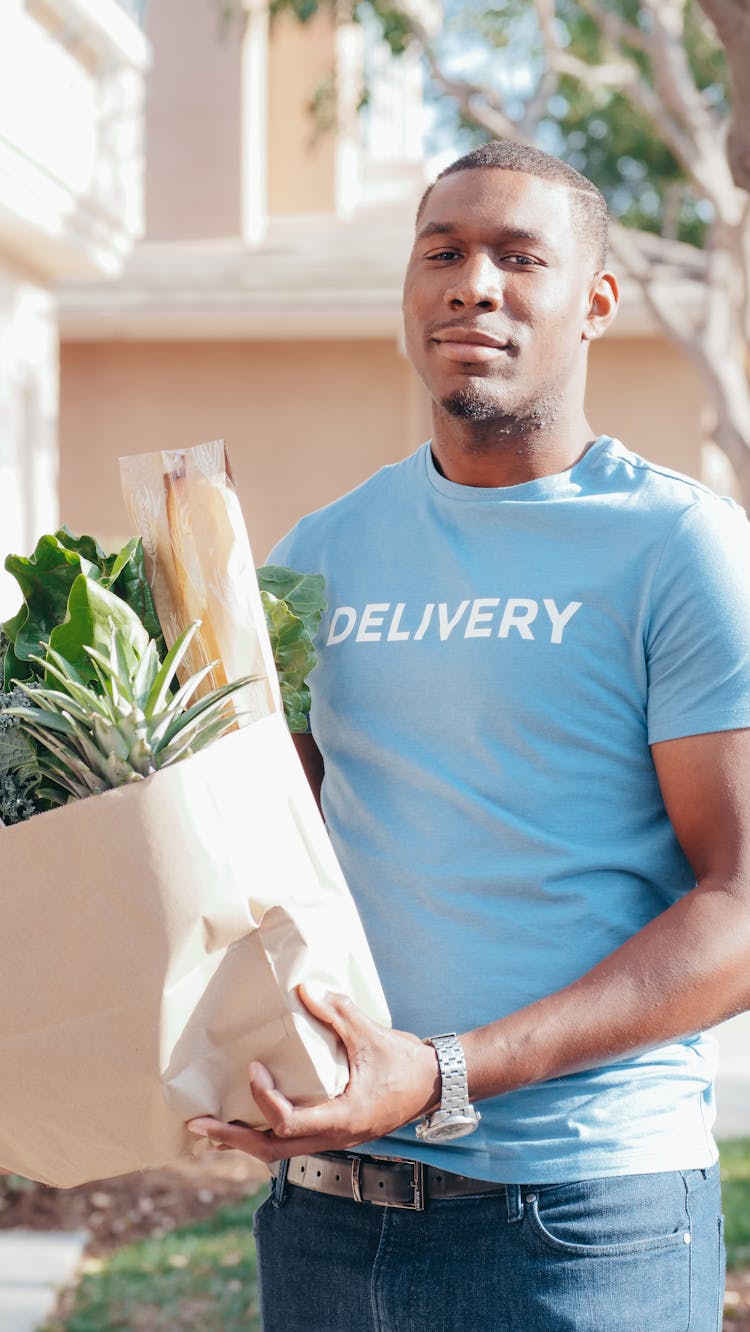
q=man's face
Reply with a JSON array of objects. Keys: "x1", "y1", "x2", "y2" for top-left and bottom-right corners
[{"x1": 402, "y1": 168, "x2": 603, "y2": 427}]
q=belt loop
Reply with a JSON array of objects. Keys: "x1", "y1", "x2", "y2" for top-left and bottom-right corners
[
  {"x1": 506, "y1": 1184, "x2": 524, "y2": 1223},
  {"x1": 351, "y1": 1155, "x2": 363, "y2": 1203},
  {"x1": 271, "y1": 1158, "x2": 289, "y2": 1209}
]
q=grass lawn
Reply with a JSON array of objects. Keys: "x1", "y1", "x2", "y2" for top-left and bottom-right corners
[
  {"x1": 722, "y1": 1139, "x2": 750, "y2": 1269},
  {"x1": 41, "y1": 1193, "x2": 266, "y2": 1332},
  {"x1": 41, "y1": 1141, "x2": 750, "y2": 1331}
]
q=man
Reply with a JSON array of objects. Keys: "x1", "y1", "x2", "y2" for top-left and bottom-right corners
[{"x1": 189, "y1": 141, "x2": 750, "y2": 1330}]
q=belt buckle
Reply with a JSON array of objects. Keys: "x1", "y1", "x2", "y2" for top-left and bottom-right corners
[{"x1": 353, "y1": 1156, "x2": 425, "y2": 1211}]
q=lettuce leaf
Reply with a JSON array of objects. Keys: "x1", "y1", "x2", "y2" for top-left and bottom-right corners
[
  {"x1": 256, "y1": 565, "x2": 326, "y2": 640},
  {"x1": 3, "y1": 534, "x2": 96, "y2": 684},
  {"x1": 2, "y1": 530, "x2": 163, "y2": 687},
  {"x1": 257, "y1": 566, "x2": 326, "y2": 734},
  {"x1": 48, "y1": 576, "x2": 150, "y2": 684}
]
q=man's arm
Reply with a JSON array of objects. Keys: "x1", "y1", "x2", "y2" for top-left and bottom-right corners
[
  {"x1": 189, "y1": 727, "x2": 750, "y2": 1162},
  {"x1": 462, "y1": 726, "x2": 750, "y2": 1094}
]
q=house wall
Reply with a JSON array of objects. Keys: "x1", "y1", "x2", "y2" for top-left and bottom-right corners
[
  {"x1": 0, "y1": 0, "x2": 147, "y2": 617},
  {"x1": 59, "y1": 330, "x2": 708, "y2": 564},
  {"x1": 144, "y1": 0, "x2": 243, "y2": 240},
  {"x1": 143, "y1": 0, "x2": 344, "y2": 238},
  {"x1": 586, "y1": 337, "x2": 705, "y2": 481},
  {"x1": 0, "y1": 259, "x2": 59, "y2": 613},
  {"x1": 267, "y1": 10, "x2": 340, "y2": 216},
  {"x1": 58, "y1": 337, "x2": 423, "y2": 558}
]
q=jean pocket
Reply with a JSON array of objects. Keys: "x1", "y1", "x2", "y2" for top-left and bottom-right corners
[{"x1": 525, "y1": 1173, "x2": 692, "y2": 1257}]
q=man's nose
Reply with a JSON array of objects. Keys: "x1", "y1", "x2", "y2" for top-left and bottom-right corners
[{"x1": 444, "y1": 254, "x2": 501, "y2": 309}]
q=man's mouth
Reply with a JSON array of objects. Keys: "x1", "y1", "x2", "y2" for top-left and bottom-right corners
[{"x1": 430, "y1": 328, "x2": 514, "y2": 365}]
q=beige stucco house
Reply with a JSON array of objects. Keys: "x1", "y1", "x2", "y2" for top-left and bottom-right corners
[
  {"x1": 54, "y1": 0, "x2": 734, "y2": 576},
  {"x1": 0, "y1": 0, "x2": 149, "y2": 618}
]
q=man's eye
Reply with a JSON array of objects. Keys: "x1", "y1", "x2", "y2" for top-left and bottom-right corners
[
  {"x1": 425, "y1": 250, "x2": 460, "y2": 262},
  {"x1": 504, "y1": 254, "x2": 539, "y2": 266}
]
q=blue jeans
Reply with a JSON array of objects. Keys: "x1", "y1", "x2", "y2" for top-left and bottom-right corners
[{"x1": 253, "y1": 1161, "x2": 725, "y2": 1331}]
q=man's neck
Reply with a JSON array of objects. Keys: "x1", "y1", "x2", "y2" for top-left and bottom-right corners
[{"x1": 430, "y1": 413, "x2": 596, "y2": 488}]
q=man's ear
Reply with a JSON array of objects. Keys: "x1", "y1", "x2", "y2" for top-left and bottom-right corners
[{"x1": 582, "y1": 270, "x2": 619, "y2": 342}]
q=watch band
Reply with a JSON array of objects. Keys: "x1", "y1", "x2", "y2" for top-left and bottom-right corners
[
  {"x1": 428, "y1": 1033, "x2": 471, "y2": 1114},
  {"x1": 415, "y1": 1033, "x2": 481, "y2": 1142}
]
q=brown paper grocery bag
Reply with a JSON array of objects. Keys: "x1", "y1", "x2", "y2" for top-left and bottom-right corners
[{"x1": 0, "y1": 712, "x2": 390, "y2": 1188}]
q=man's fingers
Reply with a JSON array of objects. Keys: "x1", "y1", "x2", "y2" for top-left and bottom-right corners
[
  {"x1": 187, "y1": 1115, "x2": 230, "y2": 1145},
  {"x1": 298, "y1": 983, "x2": 373, "y2": 1052},
  {"x1": 185, "y1": 992, "x2": 395, "y2": 1161},
  {"x1": 248, "y1": 1063, "x2": 299, "y2": 1133},
  {"x1": 186, "y1": 1057, "x2": 355, "y2": 1156},
  {"x1": 186, "y1": 1107, "x2": 362, "y2": 1163},
  {"x1": 248, "y1": 1063, "x2": 354, "y2": 1141},
  {"x1": 187, "y1": 1116, "x2": 280, "y2": 1161}
]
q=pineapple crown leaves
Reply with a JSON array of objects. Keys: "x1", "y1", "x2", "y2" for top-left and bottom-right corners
[{"x1": 7, "y1": 621, "x2": 258, "y2": 800}]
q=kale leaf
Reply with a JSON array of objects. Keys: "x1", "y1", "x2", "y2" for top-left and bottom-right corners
[{"x1": 257, "y1": 565, "x2": 326, "y2": 733}]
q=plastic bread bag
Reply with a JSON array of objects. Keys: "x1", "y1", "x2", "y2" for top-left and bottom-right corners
[{"x1": 120, "y1": 440, "x2": 280, "y2": 726}]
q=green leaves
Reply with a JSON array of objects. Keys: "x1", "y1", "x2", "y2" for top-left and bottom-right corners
[
  {"x1": 256, "y1": 566, "x2": 326, "y2": 733},
  {"x1": 256, "y1": 566, "x2": 325, "y2": 639},
  {"x1": 260, "y1": 592, "x2": 315, "y2": 733},
  {"x1": 0, "y1": 683, "x2": 61, "y2": 823},
  {"x1": 2, "y1": 530, "x2": 162, "y2": 688},
  {"x1": 109, "y1": 538, "x2": 165, "y2": 655},
  {"x1": 3, "y1": 534, "x2": 93, "y2": 684},
  {"x1": 48, "y1": 577, "x2": 149, "y2": 686},
  {"x1": 9, "y1": 623, "x2": 256, "y2": 800},
  {"x1": 0, "y1": 530, "x2": 326, "y2": 818}
]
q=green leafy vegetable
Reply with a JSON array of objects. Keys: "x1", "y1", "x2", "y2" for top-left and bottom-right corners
[
  {"x1": 256, "y1": 566, "x2": 326, "y2": 640},
  {"x1": 0, "y1": 631, "x2": 62, "y2": 823},
  {"x1": 257, "y1": 565, "x2": 326, "y2": 732},
  {"x1": 108, "y1": 538, "x2": 164, "y2": 651},
  {"x1": 2, "y1": 534, "x2": 94, "y2": 685},
  {"x1": 2, "y1": 530, "x2": 164, "y2": 688},
  {"x1": 260, "y1": 592, "x2": 315, "y2": 733},
  {"x1": 0, "y1": 536, "x2": 326, "y2": 825},
  {"x1": 0, "y1": 690, "x2": 42, "y2": 825},
  {"x1": 48, "y1": 576, "x2": 149, "y2": 686}
]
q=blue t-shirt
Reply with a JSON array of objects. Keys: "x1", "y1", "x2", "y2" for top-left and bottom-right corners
[{"x1": 269, "y1": 436, "x2": 750, "y2": 1183}]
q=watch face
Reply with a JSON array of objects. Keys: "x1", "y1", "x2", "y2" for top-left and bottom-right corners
[{"x1": 417, "y1": 1110, "x2": 481, "y2": 1143}]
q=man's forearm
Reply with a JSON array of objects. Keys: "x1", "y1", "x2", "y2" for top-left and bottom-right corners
[
  {"x1": 461, "y1": 879, "x2": 750, "y2": 1101},
  {"x1": 186, "y1": 879, "x2": 750, "y2": 1163}
]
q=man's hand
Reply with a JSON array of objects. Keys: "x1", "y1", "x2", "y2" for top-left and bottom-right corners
[{"x1": 186, "y1": 983, "x2": 441, "y2": 1164}]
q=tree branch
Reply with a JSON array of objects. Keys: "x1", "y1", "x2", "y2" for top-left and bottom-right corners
[
  {"x1": 698, "y1": 0, "x2": 750, "y2": 192},
  {"x1": 530, "y1": 0, "x2": 702, "y2": 180},
  {"x1": 421, "y1": 52, "x2": 529, "y2": 142},
  {"x1": 608, "y1": 221, "x2": 706, "y2": 359},
  {"x1": 575, "y1": 0, "x2": 649, "y2": 55},
  {"x1": 641, "y1": 0, "x2": 740, "y2": 217}
]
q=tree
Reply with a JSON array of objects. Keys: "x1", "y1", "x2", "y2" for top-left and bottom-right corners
[
  {"x1": 227, "y1": 0, "x2": 750, "y2": 496},
  {"x1": 376, "y1": 0, "x2": 750, "y2": 499}
]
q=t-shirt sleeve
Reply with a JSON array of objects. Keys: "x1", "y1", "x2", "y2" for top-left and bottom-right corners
[{"x1": 647, "y1": 496, "x2": 750, "y2": 744}]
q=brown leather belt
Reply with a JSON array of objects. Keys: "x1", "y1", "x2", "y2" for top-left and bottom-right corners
[{"x1": 285, "y1": 1152, "x2": 507, "y2": 1212}]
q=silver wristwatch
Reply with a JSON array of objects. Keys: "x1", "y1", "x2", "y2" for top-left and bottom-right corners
[{"x1": 415, "y1": 1033, "x2": 481, "y2": 1143}]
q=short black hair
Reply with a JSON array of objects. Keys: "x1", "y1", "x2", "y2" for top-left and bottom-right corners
[{"x1": 417, "y1": 140, "x2": 609, "y2": 267}]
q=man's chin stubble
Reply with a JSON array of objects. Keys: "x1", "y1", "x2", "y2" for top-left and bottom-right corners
[{"x1": 439, "y1": 385, "x2": 561, "y2": 445}]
